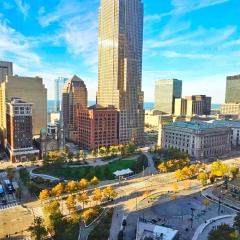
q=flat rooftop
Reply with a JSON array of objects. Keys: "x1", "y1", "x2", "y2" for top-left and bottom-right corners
[{"x1": 164, "y1": 121, "x2": 227, "y2": 130}]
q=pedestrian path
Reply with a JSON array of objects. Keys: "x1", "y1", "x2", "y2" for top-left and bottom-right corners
[{"x1": 0, "y1": 201, "x2": 18, "y2": 210}]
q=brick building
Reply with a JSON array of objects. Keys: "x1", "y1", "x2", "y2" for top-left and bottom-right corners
[{"x1": 75, "y1": 104, "x2": 119, "y2": 150}]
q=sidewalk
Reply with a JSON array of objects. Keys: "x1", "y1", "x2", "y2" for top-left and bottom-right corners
[{"x1": 192, "y1": 215, "x2": 235, "y2": 240}]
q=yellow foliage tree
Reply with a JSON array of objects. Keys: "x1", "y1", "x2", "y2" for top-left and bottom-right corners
[
  {"x1": 66, "y1": 180, "x2": 78, "y2": 193},
  {"x1": 77, "y1": 192, "x2": 89, "y2": 209},
  {"x1": 90, "y1": 176, "x2": 100, "y2": 186},
  {"x1": 92, "y1": 188, "x2": 102, "y2": 204},
  {"x1": 172, "y1": 183, "x2": 179, "y2": 192},
  {"x1": 103, "y1": 186, "x2": 118, "y2": 200},
  {"x1": 158, "y1": 163, "x2": 167, "y2": 173},
  {"x1": 79, "y1": 178, "x2": 88, "y2": 191},
  {"x1": 65, "y1": 195, "x2": 76, "y2": 213},
  {"x1": 51, "y1": 183, "x2": 64, "y2": 198},
  {"x1": 39, "y1": 189, "x2": 50, "y2": 201}
]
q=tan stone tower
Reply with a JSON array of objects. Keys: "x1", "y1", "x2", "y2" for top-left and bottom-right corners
[
  {"x1": 62, "y1": 75, "x2": 87, "y2": 142},
  {"x1": 97, "y1": 0, "x2": 144, "y2": 143}
]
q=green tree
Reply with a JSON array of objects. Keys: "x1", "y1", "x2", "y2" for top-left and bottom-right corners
[
  {"x1": 28, "y1": 217, "x2": 48, "y2": 240},
  {"x1": 208, "y1": 224, "x2": 237, "y2": 240},
  {"x1": 234, "y1": 212, "x2": 240, "y2": 232}
]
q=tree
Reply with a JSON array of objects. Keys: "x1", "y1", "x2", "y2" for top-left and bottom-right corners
[
  {"x1": 103, "y1": 186, "x2": 117, "y2": 200},
  {"x1": 92, "y1": 188, "x2": 102, "y2": 204},
  {"x1": 80, "y1": 150, "x2": 87, "y2": 162},
  {"x1": 65, "y1": 195, "x2": 76, "y2": 214},
  {"x1": 211, "y1": 161, "x2": 228, "y2": 178},
  {"x1": 81, "y1": 208, "x2": 95, "y2": 224},
  {"x1": 51, "y1": 183, "x2": 64, "y2": 198},
  {"x1": 77, "y1": 192, "x2": 89, "y2": 209},
  {"x1": 208, "y1": 224, "x2": 237, "y2": 240},
  {"x1": 197, "y1": 172, "x2": 209, "y2": 186},
  {"x1": 183, "y1": 181, "x2": 190, "y2": 190},
  {"x1": 90, "y1": 176, "x2": 100, "y2": 186},
  {"x1": 79, "y1": 178, "x2": 88, "y2": 191},
  {"x1": 175, "y1": 169, "x2": 183, "y2": 181},
  {"x1": 234, "y1": 212, "x2": 240, "y2": 232},
  {"x1": 28, "y1": 217, "x2": 48, "y2": 240},
  {"x1": 158, "y1": 163, "x2": 167, "y2": 173},
  {"x1": 39, "y1": 189, "x2": 50, "y2": 201},
  {"x1": 92, "y1": 148, "x2": 98, "y2": 158},
  {"x1": 99, "y1": 146, "x2": 107, "y2": 156},
  {"x1": 43, "y1": 201, "x2": 61, "y2": 228},
  {"x1": 66, "y1": 180, "x2": 78, "y2": 194}
]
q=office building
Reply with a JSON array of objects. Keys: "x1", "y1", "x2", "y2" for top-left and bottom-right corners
[
  {"x1": 97, "y1": 0, "x2": 144, "y2": 143},
  {"x1": 221, "y1": 103, "x2": 240, "y2": 115},
  {"x1": 75, "y1": 104, "x2": 119, "y2": 150},
  {"x1": 6, "y1": 98, "x2": 39, "y2": 162},
  {"x1": 159, "y1": 122, "x2": 231, "y2": 159},
  {"x1": 54, "y1": 77, "x2": 68, "y2": 112},
  {"x1": 155, "y1": 79, "x2": 182, "y2": 114},
  {"x1": 225, "y1": 74, "x2": 240, "y2": 103},
  {"x1": 174, "y1": 98, "x2": 187, "y2": 116},
  {"x1": 174, "y1": 95, "x2": 211, "y2": 116},
  {"x1": 62, "y1": 75, "x2": 87, "y2": 142},
  {"x1": 0, "y1": 61, "x2": 13, "y2": 82},
  {"x1": 0, "y1": 76, "x2": 47, "y2": 136}
]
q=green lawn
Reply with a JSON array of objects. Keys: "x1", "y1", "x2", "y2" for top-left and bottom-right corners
[{"x1": 33, "y1": 155, "x2": 147, "y2": 181}]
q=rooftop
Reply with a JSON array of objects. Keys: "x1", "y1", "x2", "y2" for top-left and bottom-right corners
[
  {"x1": 136, "y1": 218, "x2": 178, "y2": 240},
  {"x1": 164, "y1": 121, "x2": 226, "y2": 130}
]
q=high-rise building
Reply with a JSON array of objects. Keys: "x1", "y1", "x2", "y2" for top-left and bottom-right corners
[
  {"x1": 62, "y1": 75, "x2": 87, "y2": 142},
  {"x1": 220, "y1": 103, "x2": 240, "y2": 115},
  {"x1": 0, "y1": 61, "x2": 13, "y2": 82},
  {"x1": 75, "y1": 104, "x2": 119, "y2": 150},
  {"x1": 6, "y1": 98, "x2": 39, "y2": 162},
  {"x1": 0, "y1": 76, "x2": 47, "y2": 136},
  {"x1": 174, "y1": 98, "x2": 187, "y2": 116},
  {"x1": 155, "y1": 79, "x2": 182, "y2": 114},
  {"x1": 54, "y1": 77, "x2": 68, "y2": 112},
  {"x1": 225, "y1": 74, "x2": 240, "y2": 103},
  {"x1": 97, "y1": 0, "x2": 144, "y2": 143},
  {"x1": 185, "y1": 95, "x2": 211, "y2": 116}
]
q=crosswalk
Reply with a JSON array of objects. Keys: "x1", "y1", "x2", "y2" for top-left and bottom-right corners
[{"x1": 0, "y1": 201, "x2": 18, "y2": 210}]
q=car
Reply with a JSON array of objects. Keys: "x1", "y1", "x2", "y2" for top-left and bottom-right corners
[
  {"x1": 3, "y1": 179, "x2": 15, "y2": 194},
  {"x1": 16, "y1": 164, "x2": 23, "y2": 168},
  {"x1": 1, "y1": 200, "x2": 7, "y2": 205},
  {"x1": 0, "y1": 184, "x2": 5, "y2": 197}
]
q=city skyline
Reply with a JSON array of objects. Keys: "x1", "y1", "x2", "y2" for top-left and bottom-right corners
[{"x1": 0, "y1": 0, "x2": 239, "y2": 103}]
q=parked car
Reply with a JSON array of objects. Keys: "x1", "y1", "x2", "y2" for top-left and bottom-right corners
[{"x1": 3, "y1": 179, "x2": 15, "y2": 194}]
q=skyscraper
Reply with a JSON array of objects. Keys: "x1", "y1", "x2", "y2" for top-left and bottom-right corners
[
  {"x1": 97, "y1": 0, "x2": 144, "y2": 143},
  {"x1": 0, "y1": 61, "x2": 13, "y2": 83},
  {"x1": 54, "y1": 77, "x2": 68, "y2": 112},
  {"x1": 155, "y1": 79, "x2": 182, "y2": 114},
  {"x1": 225, "y1": 74, "x2": 240, "y2": 103},
  {"x1": 62, "y1": 75, "x2": 87, "y2": 142}
]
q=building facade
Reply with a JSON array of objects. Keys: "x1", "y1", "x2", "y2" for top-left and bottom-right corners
[
  {"x1": 97, "y1": 0, "x2": 144, "y2": 144},
  {"x1": 6, "y1": 98, "x2": 39, "y2": 162},
  {"x1": 159, "y1": 122, "x2": 231, "y2": 159},
  {"x1": 54, "y1": 77, "x2": 68, "y2": 112},
  {"x1": 220, "y1": 103, "x2": 240, "y2": 116},
  {"x1": 225, "y1": 74, "x2": 240, "y2": 103},
  {"x1": 155, "y1": 79, "x2": 182, "y2": 114},
  {"x1": 0, "y1": 76, "x2": 47, "y2": 136},
  {"x1": 75, "y1": 104, "x2": 119, "y2": 150},
  {"x1": 174, "y1": 95, "x2": 211, "y2": 116},
  {"x1": 0, "y1": 61, "x2": 12, "y2": 82},
  {"x1": 62, "y1": 75, "x2": 87, "y2": 142}
]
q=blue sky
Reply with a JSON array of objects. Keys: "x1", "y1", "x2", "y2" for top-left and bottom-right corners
[{"x1": 0, "y1": 0, "x2": 239, "y2": 103}]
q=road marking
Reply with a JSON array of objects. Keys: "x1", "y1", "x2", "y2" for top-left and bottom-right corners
[{"x1": 0, "y1": 202, "x2": 18, "y2": 210}]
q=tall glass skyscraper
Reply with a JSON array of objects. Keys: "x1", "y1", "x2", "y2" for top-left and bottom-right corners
[
  {"x1": 54, "y1": 77, "x2": 68, "y2": 112},
  {"x1": 155, "y1": 79, "x2": 182, "y2": 114},
  {"x1": 97, "y1": 0, "x2": 144, "y2": 143},
  {"x1": 225, "y1": 74, "x2": 240, "y2": 103}
]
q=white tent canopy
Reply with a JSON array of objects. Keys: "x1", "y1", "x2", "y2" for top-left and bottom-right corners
[{"x1": 113, "y1": 168, "x2": 134, "y2": 177}]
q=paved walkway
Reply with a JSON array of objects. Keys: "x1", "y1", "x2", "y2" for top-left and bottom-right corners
[{"x1": 192, "y1": 215, "x2": 235, "y2": 240}]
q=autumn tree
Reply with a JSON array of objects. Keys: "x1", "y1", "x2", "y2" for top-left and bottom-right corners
[
  {"x1": 90, "y1": 176, "x2": 100, "y2": 186},
  {"x1": 51, "y1": 183, "x2": 65, "y2": 198},
  {"x1": 39, "y1": 189, "x2": 50, "y2": 201},
  {"x1": 65, "y1": 195, "x2": 76, "y2": 214},
  {"x1": 158, "y1": 162, "x2": 167, "y2": 173},
  {"x1": 103, "y1": 186, "x2": 117, "y2": 200},
  {"x1": 172, "y1": 183, "x2": 179, "y2": 193},
  {"x1": 211, "y1": 161, "x2": 228, "y2": 178},
  {"x1": 79, "y1": 178, "x2": 88, "y2": 192},
  {"x1": 77, "y1": 192, "x2": 89, "y2": 209},
  {"x1": 197, "y1": 172, "x2": 209, "y2": 186},
  {"x1": 66, "y1": 180, "x2": 78, "y2": 194},
  {"x1": 92, "y1": 188, "x2": 102, "y2": 205}
]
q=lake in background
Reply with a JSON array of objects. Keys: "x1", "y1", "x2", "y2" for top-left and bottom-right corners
[{"x1": 47, "y1": 100, "x2": 221, "y2": 112}]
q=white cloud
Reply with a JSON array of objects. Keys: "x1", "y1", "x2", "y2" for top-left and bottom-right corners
[
  {"x1": 14, "y1": 0, "x2": 30, "y2": 19},
  {"x1": 0, "y1": 20, "x2": 40, "y2": 65},
  {"x1": 222, "y1": 38, "x2": 240, "y2": 48},
  {"x1": 160, "y1": 51, "x2": 212, "y2": 59}
]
